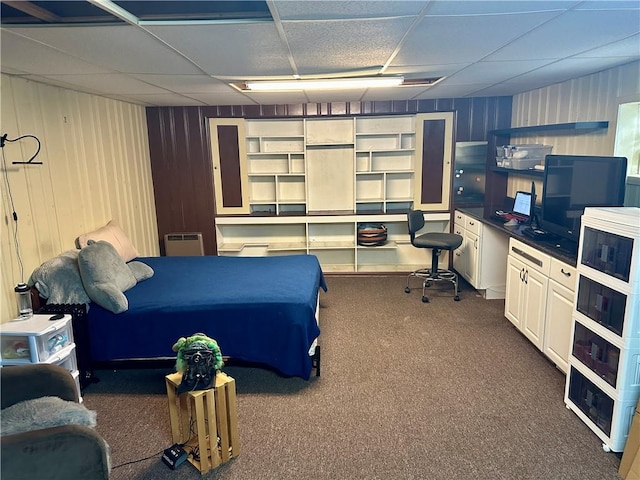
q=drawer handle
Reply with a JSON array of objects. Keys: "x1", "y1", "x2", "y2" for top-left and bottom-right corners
[
  {"x1": 511, "y1": 246, "x2": 543, "y2": 267},
  {"x1": 469, "y1": 221, "x2": 475, "y2": 226},
  {"x1": 561, "y1": 268, "x2": 572, "y2": 277}
]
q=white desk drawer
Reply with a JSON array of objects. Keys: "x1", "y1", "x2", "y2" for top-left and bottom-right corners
[
  {"x1": 508, "y1": 238, "x2": 550, "y2": 275},
  {"x1": 465, "y1": 216, "x2": 480, "y2": 235},
  {"x1": 550, "y1": 258, "x2": 577, "y2": 291}
]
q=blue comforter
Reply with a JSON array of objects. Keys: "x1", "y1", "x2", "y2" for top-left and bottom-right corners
[{"x1": 86, "y1": 254, "x2": 327, "y2": 379}]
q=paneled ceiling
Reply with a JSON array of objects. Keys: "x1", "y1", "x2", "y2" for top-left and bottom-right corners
[{"x1": 1, "y1": 0, "x2": 639, "y2": 106}]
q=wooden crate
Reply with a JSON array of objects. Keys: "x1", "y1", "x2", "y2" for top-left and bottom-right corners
[{"x1": 165, "y1": 371, "x2": 240, "y2": 474}]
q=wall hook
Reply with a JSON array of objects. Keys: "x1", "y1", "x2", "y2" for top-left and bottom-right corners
[{"x1": 0, "y1": 133, "x2": 43, "y2": 165}]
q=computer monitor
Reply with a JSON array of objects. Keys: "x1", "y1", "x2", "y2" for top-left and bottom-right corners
[{"x1": 540, "y1": 155, "x2": 627, "y2": 242}]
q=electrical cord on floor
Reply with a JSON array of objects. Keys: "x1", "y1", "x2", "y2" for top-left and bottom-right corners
[
  {"x1": 111, "y1": 448, "x2": 166, "y2": 469},
  {"x1": 113, "y1": 417, "x2": 201, "y2": 469}
]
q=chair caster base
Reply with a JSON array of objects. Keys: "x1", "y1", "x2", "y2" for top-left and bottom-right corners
[
  {"x1": 454, "y1": 295, "x2": 460, "y2": 301},
  {"x1": 421, "y1": 296, "x2": 429, "y2": 303},
  {"x1": 404, "y1": 287, "x2": 411, "y2": 294}
]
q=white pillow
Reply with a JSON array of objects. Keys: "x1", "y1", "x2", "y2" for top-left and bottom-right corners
[{"x1": 76, "y1": 221, "x2": 139, "y2": 262}]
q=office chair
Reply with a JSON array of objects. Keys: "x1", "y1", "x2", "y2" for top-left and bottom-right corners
[{"x1": 404, "y1": 209, "x2": 463, "y2": 303}]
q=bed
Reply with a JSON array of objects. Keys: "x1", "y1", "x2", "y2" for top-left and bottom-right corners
[
  {"x1": 86, "y1": 254, "x2": 326, "y2": 379},
  {"x1": 29, "y1": 229, "x2": 327, "y2": 382}
]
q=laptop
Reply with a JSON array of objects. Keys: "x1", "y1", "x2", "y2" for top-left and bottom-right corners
[{"x1": 496, "y1": 191, "x2": 532, "y2": 222}]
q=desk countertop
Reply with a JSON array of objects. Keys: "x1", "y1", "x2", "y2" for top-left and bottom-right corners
[{"x1": 456, "y1": 207, "x2": 578, "y2": 266}]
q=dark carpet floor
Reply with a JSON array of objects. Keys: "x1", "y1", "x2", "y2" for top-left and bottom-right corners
[{"x1": 82, "y1": 275, "x2": 622, "y2": 479}]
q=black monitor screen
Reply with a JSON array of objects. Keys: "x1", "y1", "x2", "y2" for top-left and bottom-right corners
[{"x1": 540, "y1": 155, "x2": 627, "y2": 242}]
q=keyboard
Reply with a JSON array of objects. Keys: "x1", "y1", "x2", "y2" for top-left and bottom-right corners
[{"x1": 494, "y1": 211, "x2": 527, "y2": 222}]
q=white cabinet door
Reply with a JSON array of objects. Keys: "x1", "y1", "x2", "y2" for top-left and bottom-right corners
[
  {"x1": 414, "y1": 112, "x2": 454, "y2": 211},
  {"x1": 505, "y1": 253, "x2": 548, "y2": 349},
  {"x1": 505, "y1": 255, "x2": 524, "y2": 330},
  {"x1": 209, "y1": 119, "x2": 250, "y2": 215},
  {"x1": 521, "y1": 266, "x2": 548, "y2": 350},
  {"x1": 305, "y1": 118, "x2": 355, "y2": 213},
  {"x1": 544, "y1": 279, "x2": 574, "y2": 373},
  {"x1": 466, "y1": 231, "x2": 480, "y2": 287},
  {"x1": 452, "y1": 222, "x2": 466, "y2": 278}
]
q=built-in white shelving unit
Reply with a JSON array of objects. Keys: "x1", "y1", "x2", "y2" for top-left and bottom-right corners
[
  {"x1": 215, "y1": 213, "x2": 451, "y2": 273},
  {"x1": 210, "y1": 113, "x2": 455, "y2": 272},
  {"x1": 245, "y1": 119, "x2": 306, "y2": 215},
  {"x1": 355, "y1": 116, "x2": 415, "y2": 214}
]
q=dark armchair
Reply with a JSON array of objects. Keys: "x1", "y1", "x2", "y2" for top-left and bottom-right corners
[{"x1": 1, "y1": 364, "x2": 110, "y2": 480}]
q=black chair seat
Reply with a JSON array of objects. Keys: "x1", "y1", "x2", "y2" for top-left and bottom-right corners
[{"x1": 414, "y1": 232, "x2": 462, "y2": 250}]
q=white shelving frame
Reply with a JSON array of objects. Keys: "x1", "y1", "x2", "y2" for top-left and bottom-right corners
[
  {"x1": 245, "y1": 119, "x2": 307, "y2": 215},
  {"x1": 564, "y1": 206, "x2": 640, "y2": 453},
  {"x1": 215, "y1": 213, "x2": 451, "y2": 273}
]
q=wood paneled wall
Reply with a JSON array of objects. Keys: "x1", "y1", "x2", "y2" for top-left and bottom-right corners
[
  {"x1": 1, "y1": 75, "x2": 158, "y2": 322},
  {"x1": 147, "y1": 97, "x2": 512, "y2": 255}
]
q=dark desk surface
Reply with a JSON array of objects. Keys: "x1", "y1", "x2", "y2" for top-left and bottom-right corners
[{"x1": 457, "y1": 207, "x2": 578, "y2": 266}]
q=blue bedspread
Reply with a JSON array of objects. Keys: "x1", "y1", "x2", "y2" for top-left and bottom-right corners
[{"x1": 86, "y1": 254, "x2": 327, "y2": 379}]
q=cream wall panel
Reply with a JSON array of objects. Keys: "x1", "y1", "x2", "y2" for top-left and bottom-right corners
[
  {"x1": 507, "y1": 61, "x2": 640, "y2": 197},
  {"x1": 1, "y1": 75, "x2": 158, "y2": 322}
]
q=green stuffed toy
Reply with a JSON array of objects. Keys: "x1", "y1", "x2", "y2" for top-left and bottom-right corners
[{"x1": 172, "y1": 333, "x2": 224, "y2": 393}]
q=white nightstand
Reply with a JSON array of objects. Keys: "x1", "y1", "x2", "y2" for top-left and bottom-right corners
[{"x1": 0, "y1": 314, "x2": 81, "y2": 400}]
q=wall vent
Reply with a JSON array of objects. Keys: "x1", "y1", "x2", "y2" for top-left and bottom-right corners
[{"x1": 164, "y1": 232, "x2": 204, "y2": 256}]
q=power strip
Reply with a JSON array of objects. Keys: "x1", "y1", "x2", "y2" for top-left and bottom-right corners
[{"x1": 161, "y1": 444, "x2": 188, "y2": 469}]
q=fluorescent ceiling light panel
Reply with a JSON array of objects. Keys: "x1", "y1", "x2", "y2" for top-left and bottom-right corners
[{"x1": 244, "y1": 76, "x2": 404, "y2": 91}]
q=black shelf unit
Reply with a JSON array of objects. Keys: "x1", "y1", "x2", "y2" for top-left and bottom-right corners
[
  {"x1": 489, "y1": 121, "x2": 609, "y2": 136},
  {"x1": 484, "y1": 121, "x2": 609, "y2": 216},
  {"x1": 490, "y1": 166, "x2": 544, "y2": 178}
]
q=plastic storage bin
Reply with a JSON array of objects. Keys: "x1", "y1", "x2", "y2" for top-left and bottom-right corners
[
  {"x1": 0, "y1": 314, "x2": 74, "y2": 365},
  {"x1": 496, "y1": 144, "x2": 553, "y2": 169}
]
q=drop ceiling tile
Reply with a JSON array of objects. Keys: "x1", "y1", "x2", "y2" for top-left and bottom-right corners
[
  {"x1": 129, "y1": 74, "x2": 231, "y2": 94},
  {"x1": 361, "y1": 86, "x2": 435, "y2": 101},
  {"x1": 573, "y1": 1, "x2": 640, "y2": 10},
  {"x1": 426, "y1": 1, "x2": 580, "y2": 15},
  {"x1": 146, "y1": 22, "x2": 292, "y2": 76},
  {"x1": 394, "y1": 10, "x2": 562, "y2": 66},
  {"x1": 574, "y1": 34, "x2": 640, "y2": 58},
  {"x1": 485, "y1": 10, "x2": 640, "y2": 61},
  {"x1": 0, "y1": 30, "x2": 112, "y2": 75},
  {"x1": 40, "y1": 73, "x2": 170, "y2": 94},
  {"x1": 464, "y1": 84, "x2": 525, "y2": 96},
  {"x1": 526, "y1": 57, "x2": 639, "y2": 81},
  {"x1": 414, "y1": 83, "x2": 497, "y2": 98},
  {"x1": 242, "y1": 91, "x2": 309, "y2": 105},
  {"x1": 114, "y1": 93, "x2": 207, "y2": 106},
  {"x1": 305, "y1": 88, "x2": 370, "y2": 103},
  {"x1": 0, "y1": 66, "x2": 29, "y2": 75},
  {"x1": 274, "y1": 1, "x2": 427, "y2": 20},
  {"x1": 184, "y1": 91, "x2": 260, "y2": 106},
  {"x1": 385, "y1": 64, "x2": 467, "y2": 77},
  {"x1": 22, "y1": 74, "x2": 104, "y2": 95},
  {"x1": 282, "y1": 17, "x2": 414, "y2": 75},
  {"x1": 445, "y1": 60, "x2": 553, "y2": 85},
  {"x1": 5, "y1": 25, "x2": 202, "y2": 74}
]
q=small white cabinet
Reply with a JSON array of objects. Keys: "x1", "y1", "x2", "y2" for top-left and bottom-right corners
[
  {"x1": 505, "y1": 238, "x2": 549, "y2": 350},
  {"x1": 504, "y1": 237, "x2": 576, "y2": 371},
  {"x1": 0, "y1": 314, "x2": 81, "y2": 399},
  {"x1": 453, "y1": 211, "x2": 508, "y2": 299},
  {"x1": 543, "y1": 258, "x2": 577, "y2": 373}
]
